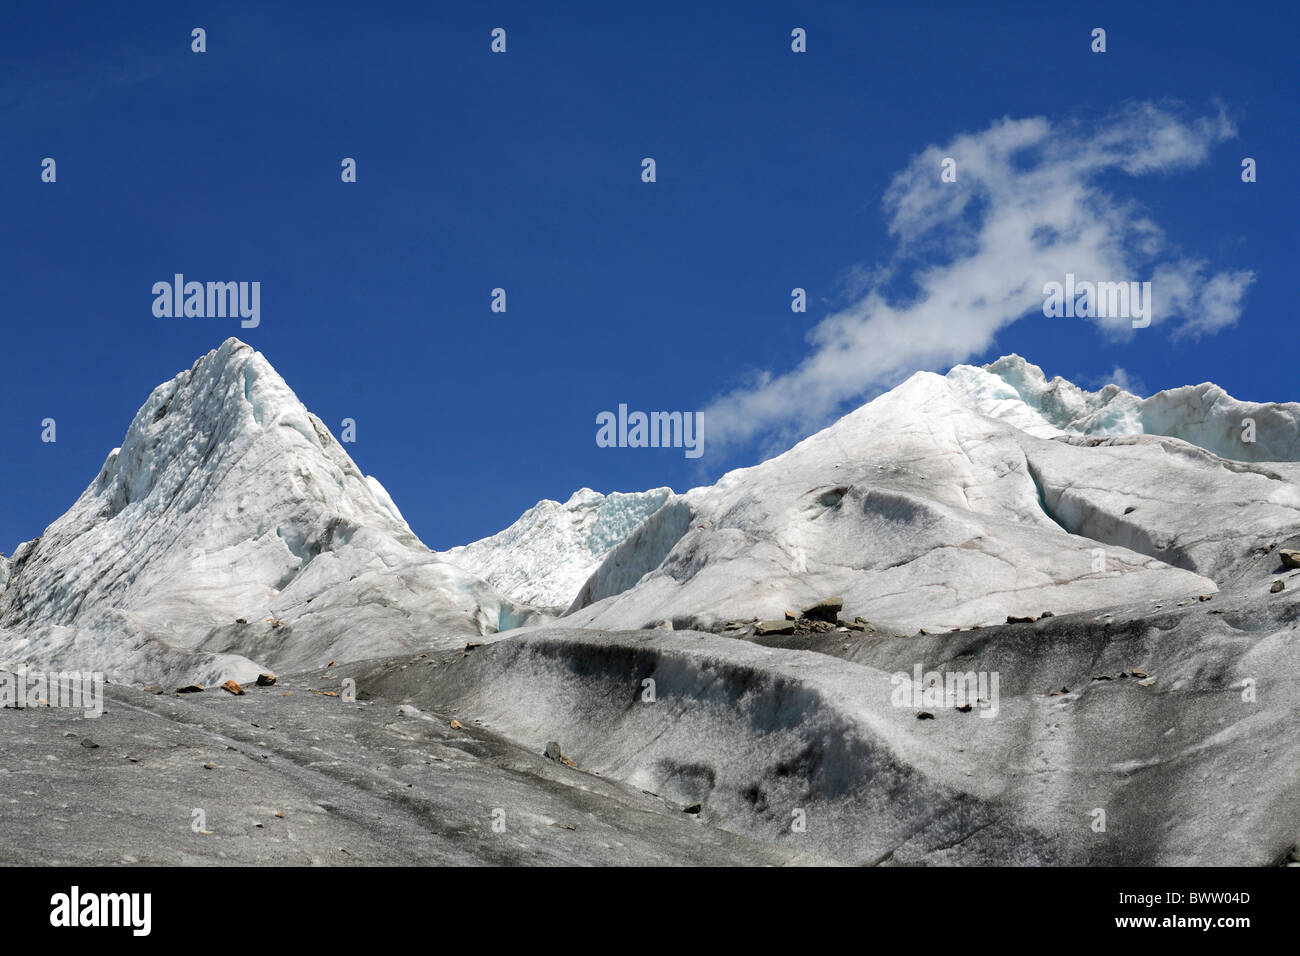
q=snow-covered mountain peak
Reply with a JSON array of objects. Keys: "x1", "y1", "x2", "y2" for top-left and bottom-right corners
[
  {"x1": 564, "y1": 357, "x2": 1300, "y2": 633},
  {"x1": 86, "y1": 338, "x2": 407, "y2": 536},
  {"x1": 0, "y1": 339, "x2": 527, "y2": 686}
]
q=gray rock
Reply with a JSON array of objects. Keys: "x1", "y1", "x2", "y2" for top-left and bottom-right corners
[{"x1": 802, "y1": 598, "x2": 844, "y2": 623}]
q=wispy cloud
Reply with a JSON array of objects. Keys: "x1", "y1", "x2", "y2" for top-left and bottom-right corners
[
  {"x1": 704, "y1": 102, "x2": 1253, "y2": 449},
  {"x1": 1099, "y1": 366, "x2": 1146, "y2": 396}
]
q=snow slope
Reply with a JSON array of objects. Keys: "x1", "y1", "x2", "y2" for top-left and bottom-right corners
[
  {"x1": 0, "y1": 339, "x2": 532, "y2": 687},
  {"x1": 444, "y1": 487, "x2": 672, "y2": 609},
  {"x1": 564, "y1": 367, "x2": 1300, "y2": 633}
]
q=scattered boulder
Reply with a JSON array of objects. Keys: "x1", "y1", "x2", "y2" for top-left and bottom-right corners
[
  {"x1": 256, "y1": 673, "x2": 277, "y2": 687},
  {"x1": 221, "y1": 680, "x2": 245, "y2": 696},
  {"x1": 1130, "y1": 670, "x2": 1149, "y2": 679},
  {"x1": 1279, "y1": 549, "x2": 1300, "y2": 569},
  {"x1": 80, "y1": 738, "x2": 99, "y2": 749},
  {"x1": 916, "y1": 712, "x2": 935, "y2": 720},
  {"x1": 1199, "y1": 594, "x2": 1213, "y2": 602},
  {"x1": 175, "y1": 684, "x2": 203, "y2": 694},
  {"x1": 1006, "y1": 615, "x2": 1037, "y2": 624},
  {"x1": 683, "y1": 803, "x2": 702, "y2": 814},
  {"x1": 1039, "y1": 610, "x2": 1055, "y2": 618},
  {"x1": 802, "y1": 597, "x2": 844, "y2": 623},
  {"x1": 1271, "y1": 580, "x2": 1285, "y2": 593},
  {"x1": 543, "y1": 741, "x2": 578, "y2": 768},
  {"x1": 746, "y1": 606, "x2": 872, "y2": 638}
]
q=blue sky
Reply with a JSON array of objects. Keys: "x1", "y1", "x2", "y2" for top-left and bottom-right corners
[{"x1": 2, "y1": 0, "x2": 1296, "y2": 554}]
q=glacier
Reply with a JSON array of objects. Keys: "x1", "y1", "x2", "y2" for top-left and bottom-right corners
[{"x1": 2, "y1": 340, "x2": 1296, "y2": 867}]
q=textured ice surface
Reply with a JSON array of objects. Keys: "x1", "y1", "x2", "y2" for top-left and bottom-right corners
[{"x1": 399, "y1": 600, "x2": 1300, "y2": 865}]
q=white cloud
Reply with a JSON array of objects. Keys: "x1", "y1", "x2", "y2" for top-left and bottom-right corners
[
  {"x1": 1101, "y1": 366, "x2": 1145, "y2": 396},
  {"x1": 704, "y1": 102, "x2": 1252, "y2": 448}
]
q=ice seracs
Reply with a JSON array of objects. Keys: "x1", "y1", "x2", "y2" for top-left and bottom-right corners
[
  {"x1": 949, "y1": 354, "x2": 1300, "y2": 461},
  {"x1": 444, "y1": 487, "x2": 672, "y2": 609}
]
